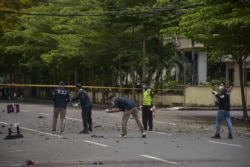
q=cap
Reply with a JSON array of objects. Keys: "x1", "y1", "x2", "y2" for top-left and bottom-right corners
[
  {"x1": 108, "y1": 94, "x2": 115, "y2": 100},
  {"x1": 76, "y1": 83, "x2": 82, "y2": 88},
  {"x1": 59, "y1": 81, "x2": 64, "y2": 86}
]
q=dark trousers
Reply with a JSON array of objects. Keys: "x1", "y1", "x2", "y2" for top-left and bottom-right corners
[
  {"x1": 142, "y1": 105, "x2": 153, "y2": 130},
  {"x1": 81, "y1": 106, "x2": 92, "y2": 132}
]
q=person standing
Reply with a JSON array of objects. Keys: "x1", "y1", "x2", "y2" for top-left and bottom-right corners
[
  {"x1": 142, "y1": 80, "x2": 155, "y2": 131},
  {"x1": 52, "y1": 81, "x2": 70, "y2": 134},
  {"x1": 71, "y1": 83, "x2": 93, "y2": 134},
  {"x1": 211, "y1": 82, "x2": 233, "y2": 139},
  {"x1": 106, "y1": 95, "x2": 146, "y2": 138}
]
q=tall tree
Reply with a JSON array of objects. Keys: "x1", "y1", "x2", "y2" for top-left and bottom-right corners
[{"x1": 164, "y1": 0, "x2": 250, "y2": 118}]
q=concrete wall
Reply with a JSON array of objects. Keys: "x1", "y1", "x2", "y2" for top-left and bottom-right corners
[
  {"x1": 184, "y1": 86, "x2": 250, "y2": 107},
  {"x1": 78, "y1": 86, "x2": 250, "y2": 107}
]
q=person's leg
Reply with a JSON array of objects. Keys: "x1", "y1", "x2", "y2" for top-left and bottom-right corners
[
  {"x1": 214, "y1": 110, "x2": 223, "y2": 137},
  {"x1": 87, "y1": 107, "x2": 92, "y2": 132},
  {"x1": 121, "y1": 111, "x2": 130, "y2": 136},
  {"x1": 148, "y1": 107, "x2": 153, "y2": 131},
  {"x1": 60, "y1": 107, "x2": 66, "y2": 133},
  {"x1": 81, "y1": 108, "x2": 88, "y2": 133},
  {"x1": 142, "y1": 106, "x2": 147, "y2": 130},
  {"x1": 52, "y1": 107, "x2": 59, "y2": 131},
  {"x1": 131, "y1": 107, "x2": 145, "y2": 133},
  {"x1": 224, "y1": 111, "x2": 233, "y2": 138}
]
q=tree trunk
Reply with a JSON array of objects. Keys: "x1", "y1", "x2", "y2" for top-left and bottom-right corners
[
  {"x1": 131, "y1": 25, "x2": 137, "y2": 103},
  {"x1": 142, "y1": 24, "x2": 147, "y2": 81},
  {"x1": 238, "y1": 60, "x2": 248, "y2": 119}
]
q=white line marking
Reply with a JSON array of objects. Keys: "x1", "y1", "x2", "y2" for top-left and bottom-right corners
[
  {"x1": 154, "y1": 121, "x2": 176, "y2": 126},
  {"x1": 0, "y1": 121, "x2": 62, "y2": 138},
  {"x1": 140, "y1": 154, "x2": 179, "y2": 164},
  {"x1": 21, "y1": 127, "x2": 63, "y2": 138},
  {"x1": 21, "y1": 110, "x2": 30, "y2": 112},
  {"x1": 150, "y1": 131, "x2": 173, "y2": 136},
  {"x1": 167, "y1": 122, "x2": 176, "y2": 126},
  {"x1": 66, "y1": 117, "x2": 81, "y2": 121},
  {"x1": 208, "y1": 141, "x2": 243, "y2": 147},
  {"x1": 85, "y1": 140, "x2": 109, "y2": 147}
]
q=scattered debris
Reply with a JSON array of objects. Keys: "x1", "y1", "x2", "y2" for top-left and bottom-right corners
[
  {"x1": 38, "y1": 115, "x2": 45, "y2": 119},
  {"x1": 25, "y1": 159, "x2": 35, "y2": 165},
  {"x1": 91, "y1": 135, "x2": 104, "y2": 138},
  {"x1": 94, "y1": 125, "x2": 101, "y2": 128},
  {"x1": 93, "y1": 161, "x2": 103, "y2": 165}
]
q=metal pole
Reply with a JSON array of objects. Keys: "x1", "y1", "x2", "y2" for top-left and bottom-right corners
[{"x1": 191, "y1": 39, "x2": 195, "y2": 85}]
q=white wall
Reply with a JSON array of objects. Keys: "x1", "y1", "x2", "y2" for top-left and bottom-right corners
[{"x1": 197, "y1": 52, "x2": 207, "y2": 85}]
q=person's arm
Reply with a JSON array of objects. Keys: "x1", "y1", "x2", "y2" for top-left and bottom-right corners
[
  {"x1": 106, "y1": 107, "x2": 120, "y2": 113},
  {"x1": 150, "y1": 89, "x2": 156, "y2": 108},
  {"x1": 71, "y1": 94, "x2": 79, "y2": 102},
  {"x1": 66, "y1": 92, "x2": 70, "y2": 103}
]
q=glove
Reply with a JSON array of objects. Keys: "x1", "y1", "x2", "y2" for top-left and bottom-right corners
[
  {"x1": 212, "y1": 91, "x2": 218, "y2": 95},
  {"x1": 150, "y1": 106, "x2": 156, "y2": 111}
]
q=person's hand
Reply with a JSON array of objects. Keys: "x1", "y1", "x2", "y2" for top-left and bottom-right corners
[
  {"x1": 105, "y1": 109, "x2": 109, "y2": 113},
  {"x1": 212, "y1": 91, "x2": 217, "y2": 95},
  {"x1": 150, "y1": 106, "x2": 156, "y2": 111}
]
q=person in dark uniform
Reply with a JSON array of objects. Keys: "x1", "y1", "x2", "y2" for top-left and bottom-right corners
[
  {"x1": 106, "y1": 95, "x2": 146, "y2": 138},
  {"x1": 211, "y1": 82, "x2": 233, "y2": 139},
  {"x1": 142, "y1": 81, "x2": 155, "y2": 131},
  {"x1": 71, "y1": 83, "x2": 93, "y2": 134},
  {"x1": 52, "y1": 81, "x2": 70, "y2": 134}
]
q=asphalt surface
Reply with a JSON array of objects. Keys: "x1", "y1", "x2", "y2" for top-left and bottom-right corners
[{"x1": 0, "y1": 101, "x2": 250, "y2": 167}]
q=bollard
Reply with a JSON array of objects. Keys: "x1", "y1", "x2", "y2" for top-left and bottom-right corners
[{"x1": 4, "y1": 103, "x2": 24, "y2": 140}]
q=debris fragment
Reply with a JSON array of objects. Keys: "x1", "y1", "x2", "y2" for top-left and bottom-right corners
[
  {"x1": 25, "y1": 159, "x2": 35, "y2": 165},
  {"x1": 91, "y1": 135, "x2": 104, "y2": 138},
  {"x1": 38, "y1": 115, "x2": 45, "y2": 118},
  {"x1": 94, "y1": 125, "x2": 101, "y2": 128},
  {"x1": 93, "y1": 161, "x2": 103, "y2": 165}
]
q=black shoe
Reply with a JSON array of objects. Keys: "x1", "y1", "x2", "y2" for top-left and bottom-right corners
[
  {"x1": 211, "y1": 134, "x2": 221, "y2": 139},
  {"x1": 88, "y1": 128, "x2": 92, "y2": 132},
  {"x1": 228, "y1": 134, "x2": 233, "y2": 139},
  {"x1": 80, "y1": 130, "x2": 89, "y2": 134},
  {"x1": 149, "y1": 128, "x2": 153, "y2": 131}
]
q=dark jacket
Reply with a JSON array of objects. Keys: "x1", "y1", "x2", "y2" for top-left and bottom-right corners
[
  {"x1": 216, "y1": 88, "x2": 230, "y2": 111},
  {"x1": 53, "y1": 87, "x2": 70, "y2": 108},
  {"x1": 72, "y1": 89, "x2": 92, "y2": 108},
  {"x1": 113, "y1": 97, "x2": 136, "y2": 111}
]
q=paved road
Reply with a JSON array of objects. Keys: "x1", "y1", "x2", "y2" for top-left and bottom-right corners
[{"x1": 0, "y1": 102, "x2": 250, "y2": 167}]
